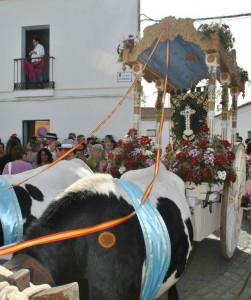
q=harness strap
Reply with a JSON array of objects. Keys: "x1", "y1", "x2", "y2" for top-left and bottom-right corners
[
  {"x1": 117, "y1": 179, "x2": 171, "y2": 300},
  {"x1": 0, "y1": 177, "x2": 23, "y2": 245}
]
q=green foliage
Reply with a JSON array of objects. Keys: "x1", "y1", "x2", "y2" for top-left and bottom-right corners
[{"x1": 197, "y1": 22, "x2": 235, "y2": 51}]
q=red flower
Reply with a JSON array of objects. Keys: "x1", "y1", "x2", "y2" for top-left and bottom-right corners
[
  {"x1": 200, "y1": 168, "x2": 213, "y2": 179},
  {"x1": 115, "y1": 154, "x2": 124, "y2": 164},
  {"x1": 123, "y1": 142, "x2": 133, "y2": 150},
  {"x1": 200, "y1": 126, "x2": 210, "y2": 133},
  {"x1": 181, "y1": 166, "x2": 189, "y2": 174},
  {"x1": 185, "y1": 172, "x2": 198, "y2": 182},
  {"x1": 165, "y1": 144, "x2": 173, "y2": 151},
  {"x1": 117, "y1": 139, "x2": 123, "y2": 147},
  {"x1": 191, "y1": 156, "x2": 200, "y2": 166},
  {"x1": 182, "y1": 140, "x2": 191, "y2": 146},
  {"x1": 138, "y1": 155, "x2": 146, "y2": 163},
  {"x1": 214, "y1": 154, "x2": 225, "y2": 167},
  {"x1": 219, "y1": 140, "x2": 230, "y2": 149},
  {"x1": 198, "y1": 140, "x2": 208, "y2": 148},
  {"x1": 226, "y1": 170, "x2": 236, "y2": 182},
  {"x1": 176, "y1": 152, "x2": 186, "y2": 160},
  {"x1": 227, "y1": 150, "x2": 235, "y2": 160},
  {"x1": 124, "y1": 158, "x2": 134, "y2": 169}
]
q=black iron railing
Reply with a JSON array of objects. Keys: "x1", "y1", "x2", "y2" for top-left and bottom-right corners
[{"x1": 14, "y1": 56, "x2": 55, "y2": 90}]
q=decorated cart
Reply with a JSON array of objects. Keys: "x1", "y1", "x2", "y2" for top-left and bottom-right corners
[{"x1": 120, "y1": 17, "x2": 248, "y2": 259}]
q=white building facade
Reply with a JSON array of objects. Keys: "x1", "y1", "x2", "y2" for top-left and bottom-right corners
[{"x1": 0, "y1": 0, "x2": 139, "y2": 144}]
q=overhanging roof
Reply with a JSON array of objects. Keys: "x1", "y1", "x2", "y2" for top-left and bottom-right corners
[{"x1": 123, "y1": 17, "x2": 244, "y2": 92}]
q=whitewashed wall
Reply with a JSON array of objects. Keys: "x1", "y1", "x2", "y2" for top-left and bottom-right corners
[{"x1": 0, "y1": 0, "x2": 138, "y2": 143}]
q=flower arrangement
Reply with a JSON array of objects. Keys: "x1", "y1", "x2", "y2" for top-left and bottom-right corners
[
  {"x1": 162, "y1": 127, "x2": 237, "y2": 186},
  {"x1": 197, "y1": 22, "x2": 235, "y2": 51},
  {"x1": 104, "y1": 128, "x2": 156, "y2": 178},
  {"x1": 117, "y1": 33, "x2": 140, "y2": 63},
  {"x1": 239, "y1": 67, "x2": 250, "y2": 98}
]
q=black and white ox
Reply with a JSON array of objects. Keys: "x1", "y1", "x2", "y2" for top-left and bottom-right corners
[
  {"x1": 0, "y1": 159, "x2": 92, "y2": 247},
  {"x1": 15, "y1": 163, "x2": 193, "y2": 300}
]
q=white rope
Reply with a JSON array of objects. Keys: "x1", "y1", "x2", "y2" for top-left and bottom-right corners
[
  {"x1": 0, "y1": 281, "x2": 10, "y2": 291},
  {"x1": 0, "y1": 285, "x2": 28, "y2": 300},
  {"x1": 0, "y1": 265, "x2": 51, "y2": 299}
]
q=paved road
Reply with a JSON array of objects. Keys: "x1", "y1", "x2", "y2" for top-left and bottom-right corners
[{"x1": 175, "y1": 217, "x2": 251, "y2": 300}]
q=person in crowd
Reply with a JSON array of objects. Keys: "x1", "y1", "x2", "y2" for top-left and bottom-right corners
[
  {"x1": 87, "y1": 143, "x2": 106, "y2": 173},
  {"x1": 45, "y1": 133, "x2": 58, "y2": 160},
  {"x1": 2, "y1": 144, "x2": 32, "y2": 175},
  {"x1": 103, "y1": 134, "x2": 116, "y2": 156},
  {"x1": 86, "y1": 136, "x2": 101, "y2": 157},
  {"x1": 34, "y1": 148, "x2": 53, "y2": 168},
  {"x1": 68, "y1": 133, "x2": 76, "y2": 140},
  {"x1": 76, "y1": 134, "x2": 88, "y2": 156},
  {"x1": 25, "y1": 138, "x2": 38, "y2": 165},
  {"x1": 0, "y1": 137, "x2": 21, "y2": 174},
  {"x1": 0, "y1": 142, "x2": 4, "y2": 158},
  {"x1": 74, "y1": 148, "x2": 87, "y2": 162},
  {"x1": 77, "y1": 134, "x2": 86, "y2": 145},
  {"x1": 236, "y1": 136, "x2": 243, "y2": 143},
  {"x1": 35, "y1": 138, "x2": 46, "y2": 151},
  {"x1": 245, "y1": 138, "x2": 251, "y2": 153},
  {"x1": 55, "y1": 139, "x2": 76, "y2": 161},
  {"x1": 9, "y1": 133, "x2": 21, "y2": 144}
]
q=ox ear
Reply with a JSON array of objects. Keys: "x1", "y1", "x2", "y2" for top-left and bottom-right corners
[{"x1": 24, "y1": 184, "x2": 44, "y2": 202}]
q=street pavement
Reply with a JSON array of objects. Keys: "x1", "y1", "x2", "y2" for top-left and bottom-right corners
[{"x1": 175, "y1": 216, "x2": 251, "y2": 300}]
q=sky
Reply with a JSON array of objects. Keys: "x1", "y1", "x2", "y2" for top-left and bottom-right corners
[{"x1": 140, "y1": 0, "x2": 251, "y2": 106}]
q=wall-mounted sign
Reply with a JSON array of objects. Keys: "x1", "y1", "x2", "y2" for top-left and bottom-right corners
[
  {"x1": 117, "y1": 72, "x2": 132, "y2": 82},
  {"x1": 35, "y1": 120, "x2": 50, "y2": 137}
]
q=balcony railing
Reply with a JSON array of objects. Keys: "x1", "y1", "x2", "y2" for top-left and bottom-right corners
[{"x1": 14, "y1": 56, "x2": 55, "y2": 90}]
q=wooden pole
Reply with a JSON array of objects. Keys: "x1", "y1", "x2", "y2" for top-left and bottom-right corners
[
  {"x1": 230, "y1": 87, "x2": 239, "y2": 146},
  {"x1": 155, "y1": 79, "x2": 164, "y2": 150},
  {"x1": 206, "y1": 54, "x2": 218, "y2": 138},
  {"x1": 220, "y1": 72, "x2": 230, "y2": 140},
  {"x1": 132, "y1": 63, "x2": 142, "y2": 136}
]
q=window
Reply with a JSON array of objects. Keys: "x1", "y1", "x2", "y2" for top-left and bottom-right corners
[{"x1": 147, "y1": 129, "x2": 156, "y2": 137}]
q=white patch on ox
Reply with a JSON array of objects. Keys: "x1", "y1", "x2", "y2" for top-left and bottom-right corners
[
  {"x1": 55, "y1": 173, "x2": 131, "y2": 205},
  {"x1": 122, "y1": 163, "x2": 191, "y2": 220},
  {"x1": 155, "y1": 272, "x2": 178, "y2": 298},
  {"x1": 2, "y1": 159, "x2": 92, "y2": 219}
]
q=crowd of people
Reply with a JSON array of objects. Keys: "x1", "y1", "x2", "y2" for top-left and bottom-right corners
[
  {"x1": 0, "y1": 132, "x2": 117, "y2": 175},
  {"x1": 0, "y1": 132, "x2": 251, "y2": 221}
]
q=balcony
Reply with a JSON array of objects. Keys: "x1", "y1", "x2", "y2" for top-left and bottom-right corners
[{"x1": 14, "y1": 56, "x2": 55, "y2": 90}]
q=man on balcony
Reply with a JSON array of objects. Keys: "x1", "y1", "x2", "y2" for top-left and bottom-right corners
[
  {"x1": 24, "y1": 38, "x2": 45, "y2": 85},
  {"x1": 29, "y1": 38, "x2": 44, "y2": 62}
]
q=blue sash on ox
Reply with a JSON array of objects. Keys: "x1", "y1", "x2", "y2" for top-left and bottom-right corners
[
  {"x1": 117, "y1": 179, "x2": 171, "y2": 300},
  {"x1": 0, "y1": 177, "x2": 23, "y2": 245}
]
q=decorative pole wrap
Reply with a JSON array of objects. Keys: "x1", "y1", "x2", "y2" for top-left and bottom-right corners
[
  {"x1": 155, "y1": 79, "x2": 164, "y2": 151},
  {"x1": 206, "y1": 54, "x2": 218, "y2": 138},
  {"x1": 230, "y1": 86, "x2": 239, "y2": 146},
  {"x1": 220, "y1": 72, "x2": 230, "y2": 140},
  {"x1": 132, "y1": 63, "x2": 143, "y2": 136}
]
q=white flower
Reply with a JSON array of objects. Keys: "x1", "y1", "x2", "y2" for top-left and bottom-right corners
[
  {"x1": 144, "y1": 150, "x2": 153, "y2": 156},
  {"x1": 119, "y1": 166, "x2": 127, "y2": 174},
  {"x1": 216, "y1": 171, "x2": 226, "y2": 181}
]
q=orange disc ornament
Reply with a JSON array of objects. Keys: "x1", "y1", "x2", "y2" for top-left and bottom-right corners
[{"x1": 98, "y1": 231, "x2": 116, "y2": 249}]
